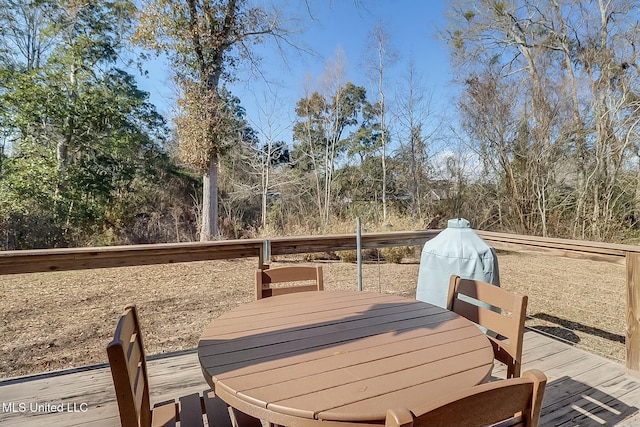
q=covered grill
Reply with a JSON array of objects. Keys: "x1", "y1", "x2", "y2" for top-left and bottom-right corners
[{"x1": 416, "y1": 218, "x2": 500, "y2": 308}]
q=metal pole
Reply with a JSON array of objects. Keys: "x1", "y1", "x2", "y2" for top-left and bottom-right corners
[
  {"x1": 263, "y1": 239, "x2": 271, "y2": 269},
  {"x1": 356, "y1": 217, "x2": 362, "y2": 291}
]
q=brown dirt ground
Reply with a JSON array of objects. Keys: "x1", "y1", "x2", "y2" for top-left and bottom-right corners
[{"x1": 0, "y1": 250, "x2": 625, "y2": 379}]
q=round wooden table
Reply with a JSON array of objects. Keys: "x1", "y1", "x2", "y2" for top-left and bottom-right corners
[{"x1": 198, "y1": 290, "x2": 494, "y2": 427}]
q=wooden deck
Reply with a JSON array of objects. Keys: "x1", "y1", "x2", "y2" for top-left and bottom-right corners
[{"x1": 2, "y1": 330, "x2": 640, "y2": 427}]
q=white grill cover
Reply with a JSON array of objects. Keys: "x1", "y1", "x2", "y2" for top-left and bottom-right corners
[{"x1": 416, "y1": 218, "x2": 500, "y2": 308}]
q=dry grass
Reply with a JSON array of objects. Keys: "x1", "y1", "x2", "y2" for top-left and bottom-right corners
[
  {"x1": 0, "y1": 250, "x2": 626, "y2": 379},
  {"x1": 498, "y1": 251, "x2": 626, "y2": 362}
]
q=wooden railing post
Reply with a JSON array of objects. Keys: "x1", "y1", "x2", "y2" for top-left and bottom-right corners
[
  {"x1": 258, "y1": 243, "x2": 264, "y2": 270},
  {"x1": 627, "y1": 252, "x2": 640, "y2": 371}
]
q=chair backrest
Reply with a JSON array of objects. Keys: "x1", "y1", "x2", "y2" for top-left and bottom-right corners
[
  {"x1": 447, "y1": 275, "x2": 528, "y2": 378},
  {"x1": 255, "y1": 265, "x2": 323, "y2": 300},
  {"x1": 385, "y1": 369, "x2": 547, "y2": 427},
  {"x1": 107, "y1": 304, "x2": 152, "y2": 427}
]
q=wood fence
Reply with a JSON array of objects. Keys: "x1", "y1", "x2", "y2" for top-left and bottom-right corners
[{"x1": 1, "y1": 229, "x2": 639, "y2": 371}]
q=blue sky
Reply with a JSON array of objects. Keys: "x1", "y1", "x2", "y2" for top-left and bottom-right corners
[{"x1": 137, "y1": 0, "x2": 458, "y2": 154}]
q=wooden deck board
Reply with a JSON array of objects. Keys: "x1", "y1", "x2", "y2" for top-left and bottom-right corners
[
  {"x1": 0, "y1": 351, "x2": 207, "y2": 427},
  {"x1": 1, "y1": 331, "x2": 640, "y2": 426}
]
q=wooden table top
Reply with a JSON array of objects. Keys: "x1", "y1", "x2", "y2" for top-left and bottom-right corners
[{"x1": 198, "y1": 290, "x2": 494, "y2": 427}]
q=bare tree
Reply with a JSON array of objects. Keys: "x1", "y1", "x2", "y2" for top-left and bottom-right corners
[
  {"x1": 448, "y1": 0, "x2": 577, "y2": 236},
  {"x1": 446, "y1": 0, "x2": 640, "y2": 240},
  {"x1": 245, "y1": 90, "x2": 297, "y2": 231},
  {"x1": 364, "y1": 21, "x2": 398, "y2": 223},
  {"x1": 393, "y1": 59, "x2": 437, "y2": 219}
]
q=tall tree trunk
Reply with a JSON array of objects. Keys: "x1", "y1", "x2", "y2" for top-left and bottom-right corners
[
  {"x1": 378, "y1": 42, "x2": 388, "y2": 223},
  {"x1": 550, "y1": 0, "x2": 587, "y2": 238},
  {"x1": 261, "y1": 168, "x2": 268, "y2": 229},
  {"x1": 59, "y1": 63, "x2": 77, "y2": 174},
  {"x1": 381, "y1": 137, "x2": 387, "y2": 222},
  {"x1": 57, "y1": 139, "x2": 69, "y2": 173},
  {"x1": 201, "y1": 155, "x2": 219, "y2": 241},
  {"x1": 261, "y1": 145, "x2": 270, "y2": 229},
  {"x1": 410, "y1": 128, "x2": 419, "y2": 218}
]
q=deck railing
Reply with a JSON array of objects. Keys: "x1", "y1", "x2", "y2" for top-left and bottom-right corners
[{"x1": 1, "y1": 229, "x2": 639, "y2": 371}]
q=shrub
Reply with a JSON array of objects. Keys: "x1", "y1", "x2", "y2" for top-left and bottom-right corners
[
  {"x1": 336, "y1": 250, "x2": 358, "y2": 263},
  {"x1": 303, "y1": 252, "x2": 339, "y2": 261},
  {"x1": 380, "y1": 246, "x2": 412, "y2": 264}
]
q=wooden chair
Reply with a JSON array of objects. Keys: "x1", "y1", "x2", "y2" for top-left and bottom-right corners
[
  {"x1": 385, "y1": 369, "x2": 547, "y2": 427},
  {"x1": 255, "y1": 265, "x2": 323, "y2": 300},
  {"x1": 447, "y1": 275, "x2": 528, "y2": 379},
  {"x1": 107, "y1": 304, "x2": 261, "y2": 427}
]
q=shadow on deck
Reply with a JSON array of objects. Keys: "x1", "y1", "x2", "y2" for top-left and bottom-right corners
[{"x1": 2, "y1": 330, "x2": 640, "y2": 426}]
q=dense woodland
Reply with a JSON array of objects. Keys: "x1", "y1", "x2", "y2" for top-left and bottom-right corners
[{"x1": 1, "y1": 0, "x2": 640, "y2": 250}]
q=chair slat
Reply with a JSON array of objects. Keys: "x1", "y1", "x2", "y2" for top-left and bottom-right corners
[
  {"x1": 386, "y1": 369, "x2": 547, "y2": 427},
  {"x1": 415, "y1": 382, "x2": 532, "y2": 426},
  {"x1": 127, "y1": 335, "x2": 144, "y2": 388},
  {"x1": 151, "y1": 401, "x2": 178, "y2": 427},
  {"x1": 452, "y1": 298, "x2": 517, "y2": 339},
  {"x1": 178, "y1": 393, "x2": 204, "y2": 427},
  {"x1": 203, "y1": 390, "x2": 233, "y2": 427},
  {"x1": 132, "y1": 362, "x2": 146, "y2": 420},
  {"x1": 260, "y1": 266, "x2": 320, "y2": 283},
  {"x1": 266, "y1": 284, "x2": 321, "y2": 297},
  {"x1": 455, "y1": 278, "x2": 520, "y2": 312},
  {"x1": 256, "y1": 265, "x2": 323, "y2": 300}
]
